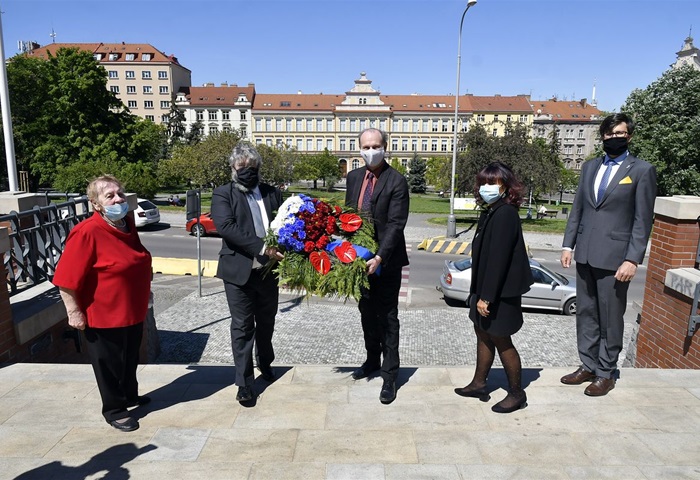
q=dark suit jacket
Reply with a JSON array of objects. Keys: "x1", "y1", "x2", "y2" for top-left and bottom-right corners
[
  {"x1": 562, "y1": 154, "x2": 656, "y2": 270},
  {"x1": 211, "y1": 182, "x2": 283, "y2": 285},
  {"x1": 470, "y1": 201, "x2": 533, "y2": 303},
  {"x1": 345, "y1": 162, "x2": 409, "y2": 271}
]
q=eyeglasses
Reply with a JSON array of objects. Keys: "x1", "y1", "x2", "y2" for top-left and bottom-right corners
[{"x1": 603, "y1": 130, "x2": 629, "y2": 138}]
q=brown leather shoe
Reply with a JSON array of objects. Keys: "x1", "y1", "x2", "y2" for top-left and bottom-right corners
[
  {"x1": 560, "y1": 367, "x2": 596, "y2": 385},
  {"x1": 584, "y1": 377, "x2": 615, "y2": 396}
]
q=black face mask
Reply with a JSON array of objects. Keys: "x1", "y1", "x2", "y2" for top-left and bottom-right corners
[
  {"x1": 602, "y1": 137, "x2": 628, "y2": 157},
  {"x1": 236, "y1": 167, "x2": 259, "y2": 189}
]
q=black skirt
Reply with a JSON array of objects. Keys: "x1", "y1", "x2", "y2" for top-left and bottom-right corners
[{"x1": 468, "y1": 295, "x2": 523, "y2": 337}]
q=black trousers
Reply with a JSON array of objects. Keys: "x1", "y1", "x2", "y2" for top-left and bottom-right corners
[
  {"x1": 223, "y1": 269, "x2": 279, "y2": 387},
  {"x1": 83, "y1": 323, "x2": 143, "y2": 423},
  {"x1": 358, "y1": 267, "x2": 402, "y2": 382}
]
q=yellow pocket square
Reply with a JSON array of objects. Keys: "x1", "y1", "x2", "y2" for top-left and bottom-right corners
[{"x1": 619, "y1": 176, "x2": 633, "y2": 184}]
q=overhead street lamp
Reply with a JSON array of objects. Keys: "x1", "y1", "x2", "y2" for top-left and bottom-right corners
[{"x1": 447, "y1": 0, "x2": 477, "y2": 238}]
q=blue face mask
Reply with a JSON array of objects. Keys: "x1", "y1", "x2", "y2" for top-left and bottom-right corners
[
  {"x1": 103, "y1": 202, "x2": 128, "y2": 221},
  {"x1": 479, "y1": 184, "x2": 503, "y2": 205}
]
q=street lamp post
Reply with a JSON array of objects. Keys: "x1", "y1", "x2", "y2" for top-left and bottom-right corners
[{"x1": 447, "y1": 0, "x2": 477, "y2": 238}]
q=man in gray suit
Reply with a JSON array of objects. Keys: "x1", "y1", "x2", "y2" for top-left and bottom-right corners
[{"x1": 560, "y1": 113, "x2": 656, "y2": 396}]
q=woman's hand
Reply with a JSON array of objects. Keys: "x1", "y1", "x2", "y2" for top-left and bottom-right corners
[
  {"x1": 477, "y1": 299, "x2": 490, "y2": 317},
  {"x1": 67, "y1": 310, "x2": 87, "y2": 330}
]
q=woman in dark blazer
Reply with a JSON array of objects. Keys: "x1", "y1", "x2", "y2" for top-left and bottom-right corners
[{"x1": 454, "y1": 162, "x2": 533, "y2": 413}]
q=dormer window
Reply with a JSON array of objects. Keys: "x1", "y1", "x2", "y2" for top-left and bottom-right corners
[
  {"x1": 141, "y1": 53, "x2": 152, "y2": 61},
  {"x1": 94, "y1": 54, "x2": 103, "y2": 61},
  {"x1": 281, "y1": 101, "x2": 291, "y2": 107},
  {"x1": 125, "y1": 53, "x2": 135, "y2": 61},
  {"x1": 108, "y1": 53, "x2": 118, "y2": 61}
]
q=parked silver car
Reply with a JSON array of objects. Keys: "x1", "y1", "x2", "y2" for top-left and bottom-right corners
[
  {"x1": 437, "y1": 258, "x2": 577, "y2": 315},
  {"x1": 134, "y1": 199, "x2": 160, "y2": 228}
]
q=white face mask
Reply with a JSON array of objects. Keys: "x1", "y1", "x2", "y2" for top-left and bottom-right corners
[
  {"x1": 102, "y1": 202, "x2": 129, "y2": 221},
  {"x1": 361, "y1": 148, "x2": 385, "y2": 168}
]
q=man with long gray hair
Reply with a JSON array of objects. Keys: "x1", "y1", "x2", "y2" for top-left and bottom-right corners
[{"x1": 211, "y1": 142, "x2": 284, "y2": 404}]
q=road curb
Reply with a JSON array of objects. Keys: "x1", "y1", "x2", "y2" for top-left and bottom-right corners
[
  {"x1": 417, "y1": 236, "x2": 471, "y2": 255},
  {"x1": 152, "y1": 257, "x2": 218, "y2": 277}
]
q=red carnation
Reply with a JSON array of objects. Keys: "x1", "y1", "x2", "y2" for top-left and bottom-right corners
[{"x1": 304, "y1": 241, "x2": 316, "y2": 253}]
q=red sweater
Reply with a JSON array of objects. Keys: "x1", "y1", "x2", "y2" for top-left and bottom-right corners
[{"x1": 53, "y1": 213, "x2": 152, "y2": 328}]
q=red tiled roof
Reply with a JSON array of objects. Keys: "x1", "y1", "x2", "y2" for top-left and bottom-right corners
[
  {"x1": 381, "y1": 95, "x2": 473, "y2": 112},
  {"x1": 531, "y1": 98, "x2": 602, "y2": 121},
  {"x1": 182, "y1": 85, "x2": 256, "y2": 106},
  {"x1": 27, "y1": 42, "x2": 188, "y2": 69},
  {"x1": 469, "y1": 95, "x2": 533, "y2": 113},
  {"x1": 254, "y1": 93, "x2": 344, "y2": 111}
]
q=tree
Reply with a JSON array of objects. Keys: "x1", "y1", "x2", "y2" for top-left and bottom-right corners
[
  {"x1": 407, "y1": 154, "x2": 427, "y2": 193},
  {"x1": 158, "y1": 130, "x2": 242, "y2": 189},
  {"x1": 185, "y1": 120, "x2": 204, "y2": 145},
  {"x1": 456, "y1": 122, "x2": 562, "y2": 198},
  {"x1": 293, "y1": 149, "x2": 341, "y2": 190},
  {"x1": 389, "y1": 157, "x2": 407, "y2": 176},
  {"x1": 0, "y1": 48, "x2": 166, "y2": 195},
  {"x1": 166, "y1": 96, "x2": 187, "y2": 144},
  {"x1": 622, "y1": 65, "x2": 700, "y2": 196},
  {"x1": 425, "y1": 156, "x2": 451, "y2": 193},
  {"x1": 257, "y1": 143, "x2": 297, "y2": 187}
]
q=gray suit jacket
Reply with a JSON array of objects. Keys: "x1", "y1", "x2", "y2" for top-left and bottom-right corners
[{"x1": 562, "y1": 154, "x2": 656, "y2": 270}]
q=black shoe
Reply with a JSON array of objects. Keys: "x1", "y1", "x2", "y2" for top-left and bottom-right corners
[
  {"x1": 491, "y1": 392, "x2": 528, "y2": 414},
  {"x1": 379, "y1": 380, "x2": 397, "y2": 404},
  {"x1": 454, "y1": 386, "x2": 490, "y2": 402},
  {"x1": 258, "y1": 365, "x2": 276, "y2": 382},
  {"x1": 236, "y1": 386, "x2": 254, "y2": 402},
  {"x1": 127, "y1": 395, "x2": 151, "y2": 408},
  {"x1": 352, "y1": 363, "x2": 381, "y2": 380},
  {"x1": 109, "y1": 417, "x2": 139, "y2": 432}
]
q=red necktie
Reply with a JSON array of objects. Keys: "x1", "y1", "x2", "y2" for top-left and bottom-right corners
[{"x1": 361, "y1": 172, "x2": 374, "y2": 211}]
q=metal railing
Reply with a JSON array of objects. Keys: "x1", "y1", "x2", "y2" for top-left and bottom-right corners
[{"x1": 1, "y1": 197, "x2": 90, "y2": 296}]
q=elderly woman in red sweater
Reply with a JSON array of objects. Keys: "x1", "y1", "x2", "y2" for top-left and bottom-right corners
[{"x1": 53, "y1": 175, "x2": 152, "y2": 432}]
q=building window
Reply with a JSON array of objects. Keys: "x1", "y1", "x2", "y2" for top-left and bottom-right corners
[
  {"x1": 477, "y1": 114, "x2": 485, "y2": 122},
  {"x1": 431, "y1": 120, "x2": 438, "y2": 132},
  {"x1": 306, "y1": 119, "x2": 313, "y2": 130},
  {"x1": 125, "y1": 70, "x2": 135, "y2": 79},
  {"x1": 566, "y1": 129, "x2": 574, "y2": 138},
  {"x1": 159, "y1": 86, "x2": 169, "y2": 94},
  {"x1": 412, "y1": 139, "x2": 417, "y2": 151},
  {"x1": 94, "y1": 53, "x2": 103, "y2": 61},
  {"x1": 125, "y1": 53, "x2": 135, "y2": 61},
  {"x1": 141, "y1": 53, "x2": 152, "y2": 61},
  {"x1": 391, "y1": 139, "x2": 398, "y2": 151},
  {"x1": 441, "y1": 140, "x2": 448, "y2": 152},
  {"x1": 403, "y1": 120, "x2": 409, "y2": 132},
  {"x1": 160, "y1": 101, "x2": 170, "y2": 109},
  {"x1": 442, "y1": 122, "x2": 448, "y2": 132},
  {"x1": 144, "y1": 101, "x2": 154, "y2": 109},
  {"x1": 197, "y1": 111, "x2": 204, "y2": 121},
  {"x1": 145, "y1": 115, "x2": 155, "y2": 121},
  {"x1": 576, "y1": 146, "x2": 583, "y2": 155},
  {"x1": 280, "y1": 101, "x2": 291, "y2": 107},
  {"x1": 492, "y1": 129, "x2": 498, "y2": 136},
  {"x1": 359, "y1": 97, "x2": 367, "y2": 105},
  {"x1": 352, "y1": 159, "x2": 360, "y2": 170},
  {"x1": 506, "y1": 115, "x2": 512, "y2": 122},
  {"x1": 267, "y1": 139, "x2": 273, "y2": 147},
  {"x1": 297, "y1": 139, "x2": 303, "y2": 150},
  {"x1": 127, "y1": 85, "x2": 136, "y2": 94},
  {"x1": 327, "y1": 119, "x2": 333, "y2": 131},
  {"x1": 564, "y1": 145, "x2": 573, "y2": 154},
  {"x1": 127, "y1": 100, "x2": 137, "y2": 108},
  {"x1": 143, "y1": 85, "x2": 152, "y2": 94},
  {"x1": 349, "y1": 139, "x2": 356, "y2": 151},
  {"x1": 108, "y1": 53, "x2": 118, "y2": 61},
  {"x1": 240, "y1": 110, "x2": 247, "y2": 120},
  {"x1": 161, "y1": 114, "x2": 169, "y2": 123},
  {"x1": 401, "y1": 140, "x2": 408, "y2": 151},
  {"x1": 327, "y1": 139, "x2": 333, "y2": 150},
  {"x1": 340, "y1": 139, "x2": 346, "y2": 151},
  {"x1": 296, "y1": 119, "x2": 303, "y2": 131},
  {"x1": 422, "y1": 140, "x2": 428, "y2": 151},
  {"x1": 222, "y1": 111, "x2": 230, "y2": 121},
  {"x1": 494, "y1": 114, "x2": 499, "y2": 122},
  {"x1": 265, "y1": 119, "x2": 272, "y2": 130},
  {"x1": 240, "y1": 127, "x2": 246, "y2": 137},
  {"x1": 108, "y1": 70, "x2": 118, "y2": 78},
  {"x1": 142, "y1": 71, "x2": 151, "y2": 79},
  {"x1": 431, "y1": 140, "x2": 438, "y2": 151},
  {"x1": 402, "y1": 159, "x2": 408, "y2": 168},
  {"x1": 578, "y1": 129, "x2": 585, "y2": 139},
  {"x1": 276, "y1": 119, "x2": 283, "y2": 131},
  {"x1": 210, "y1": 126, "x2": 218, "y2": 134},
  {"x1": 392, "y1": 119, "x2": 400, "y2": 132},
  {"x1": 223, "y1": 126, "x2": 231, "y2": 133},
  {"x1": 520, "y1": 114, "x2": 527, "y2": 122},
  {"x1": 317, "y1": 119, "x2": 323, "y2": 131},
  {"x1": 307, "y1": 139, "x2": 313, "y2": 151},
  {"x1": 286, "y1": 119, "x2": 292, "y2": 131},
  {"x1": 317, "y1": 139, "x2": 323, "y2": 151},
  {"x1": 110, "y1": 86, "x2": 119, "y2": 93},
  {"x1": 208, "y1": 111, "x2": 217, "y2": 121},
  {"x1": 340, "y1": 119, "x2": 347, "y2": 132}
]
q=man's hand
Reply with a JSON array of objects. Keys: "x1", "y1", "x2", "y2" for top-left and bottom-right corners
[
  {"x1": 265, "y1": 246, "x2": 284, "y2": 261},
  {"x1": 560, "y1": 250, "x2": 573, "y2": 268},
  {"x1": 615, "y1": 260, "x2": 637, "y2": 282},
  {"x1": 366, "y1": 255, "x2": 382, "y2": 275},
  {"x1": 476, "y1": 299, "x2": 490, "y2": 317}
]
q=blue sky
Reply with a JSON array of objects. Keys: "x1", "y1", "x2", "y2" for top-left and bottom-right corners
[{"x1": 2, "y1": 0, "x2": 699, "y2": 112}]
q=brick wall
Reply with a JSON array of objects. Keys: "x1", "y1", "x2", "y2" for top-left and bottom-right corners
[{"x1": 636, "y1": 212, "x2": 700, "y2": 368}]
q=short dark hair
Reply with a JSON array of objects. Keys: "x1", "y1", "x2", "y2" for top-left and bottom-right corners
[
  {"x1": 474, "y1": 161, "x2": 525, "y2": 207},
  {"x1": 599, "y1": 113, "x2": 635, "y2": 137}
]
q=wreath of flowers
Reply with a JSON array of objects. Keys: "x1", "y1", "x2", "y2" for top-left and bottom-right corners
[{"x1": 265, "y1": 194, "x2": 378, "y2": 301}]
